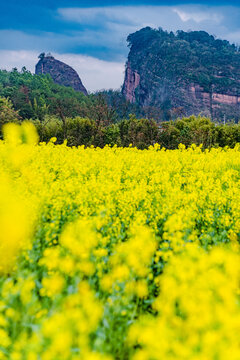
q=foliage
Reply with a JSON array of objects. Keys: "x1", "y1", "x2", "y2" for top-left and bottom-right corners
[
  {"x1": 159, "y1": 115, "x2": 217, "y2": 149},
  {"x1": 31, "y1": 115, "x2": 240, "y2": 150},
  {"x1": 118, "y1": 115, "x2": 159, "y2": 148},
  {"x1": 0, "y1": 97, "x2": 19, "y2": 132},
  {"x1": 0, "y1": 69, "x2": 117, "y2": 123},
  {"x1": 32, "y1": 114, "x2": 160, "y2": 148}
]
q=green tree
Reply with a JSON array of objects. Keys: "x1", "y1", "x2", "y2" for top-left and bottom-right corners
[{"x1": 0, "y1": 97, "x2": 19, "y2": 133}]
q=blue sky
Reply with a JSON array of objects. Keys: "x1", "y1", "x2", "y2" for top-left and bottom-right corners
[{"x1": 0, "y1": 0, "x2": 240, "y2": 91}]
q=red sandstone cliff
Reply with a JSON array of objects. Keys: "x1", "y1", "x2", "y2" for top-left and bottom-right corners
[{"x1": 122, "y1": 62, "x2": 140, "y2": 103}]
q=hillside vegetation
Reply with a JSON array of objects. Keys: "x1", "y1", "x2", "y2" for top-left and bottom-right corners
[{"x1": 123, "y1": 27, "x2": 240, "y2": 121}]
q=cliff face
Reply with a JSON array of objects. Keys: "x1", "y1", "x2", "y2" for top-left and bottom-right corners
[
  {"x1": 122, "y1": 62, "x2": 140, "y2": 103},
  {"x1": 122, "y1": 27, "x2": 240, "y2": 121},
  {"x1": 35, "y1": 54, "x2": 87, "y2": 95}
]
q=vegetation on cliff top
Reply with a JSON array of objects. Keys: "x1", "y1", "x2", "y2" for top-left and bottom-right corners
[{"x1": 127, "y1": 27, "x2": 240, "y2": 93}]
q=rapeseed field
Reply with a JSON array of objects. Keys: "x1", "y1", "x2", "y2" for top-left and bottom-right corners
[{"x1": 1, "y1": 122, "x2": 240, "y2": 360}]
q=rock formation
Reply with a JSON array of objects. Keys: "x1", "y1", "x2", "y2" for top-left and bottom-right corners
[
  {"x1": 123, "y1": 62, "x2": 140, "y2": 103},
  {"x1": 122, "y1": 27, "x2": 240, "y2": 121},
  {"x1": 35, "y1": 53, "x2": 87, "y2": 95}
]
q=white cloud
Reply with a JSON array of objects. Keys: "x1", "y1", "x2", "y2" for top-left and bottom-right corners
[
  {"x1": 0, "y1": 50, "x2": 38, "y2": 72},
  {"x1": 0, "y1": 50, "x2": 125, "y2": 92},
  {"x1": 58, "y1": 6, "x2": 180, "y2": 29},
  {"x1": 56, "y1": 53, "x2": 125, "y2": 92},
  {"x1": 224, "y1": 30, "x2": 240, "y2": 46},
  {"x1": 172, "y1": 7, "x2": 223, "y2": 24},
  {"x1": 58, "y1": 5, "x2": 226, "y2": 31}
]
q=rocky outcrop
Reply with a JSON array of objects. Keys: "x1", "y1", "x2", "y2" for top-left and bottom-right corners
[
  {"x1": 188, "y1": 84, "x2": 240, "y2": 118},
  {"x1": 189, "y1": 84, "x2": 240, "y2": 106},
  {"x1": 122, "y1": 62, "x2": 140, "y2": 103},
  {"x1": 35, "y1": 53, "x2": 87, "y2": 95},
  {"x1": 122, "y1": 27, "x2": 240, "y2": 121},
  {"x1": 212, "y1": 93, "x2": 240, "y2": 105}
]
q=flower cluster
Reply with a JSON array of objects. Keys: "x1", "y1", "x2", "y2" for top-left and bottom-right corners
[{"x1": 0, "y1": 123, "x2": 240, "y2": 359}]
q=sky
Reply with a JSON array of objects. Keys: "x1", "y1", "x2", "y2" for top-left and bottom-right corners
[{"x1": 0, "y1": 0, "x2": 240, "y2": 92}]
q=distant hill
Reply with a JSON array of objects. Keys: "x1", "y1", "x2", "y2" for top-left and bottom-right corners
[
  {"x1": 35, "y1": 53, "x2": 88, "y2": 95},
  {"x1": 122, "y1": 27, "x2": 240, "y2": 121}
]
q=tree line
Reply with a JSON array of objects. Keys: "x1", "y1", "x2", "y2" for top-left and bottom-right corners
[{"x1": 1, "y1": 95, "x2": 240, "y2": 149}]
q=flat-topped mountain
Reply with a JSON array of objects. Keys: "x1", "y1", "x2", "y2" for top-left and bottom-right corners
[
  {"x1": 35, "y1": 53, "x2": 87, "y2": 95},
  {"x1": 122, "y1": 27, "x2": 240, "y2": 121}
]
